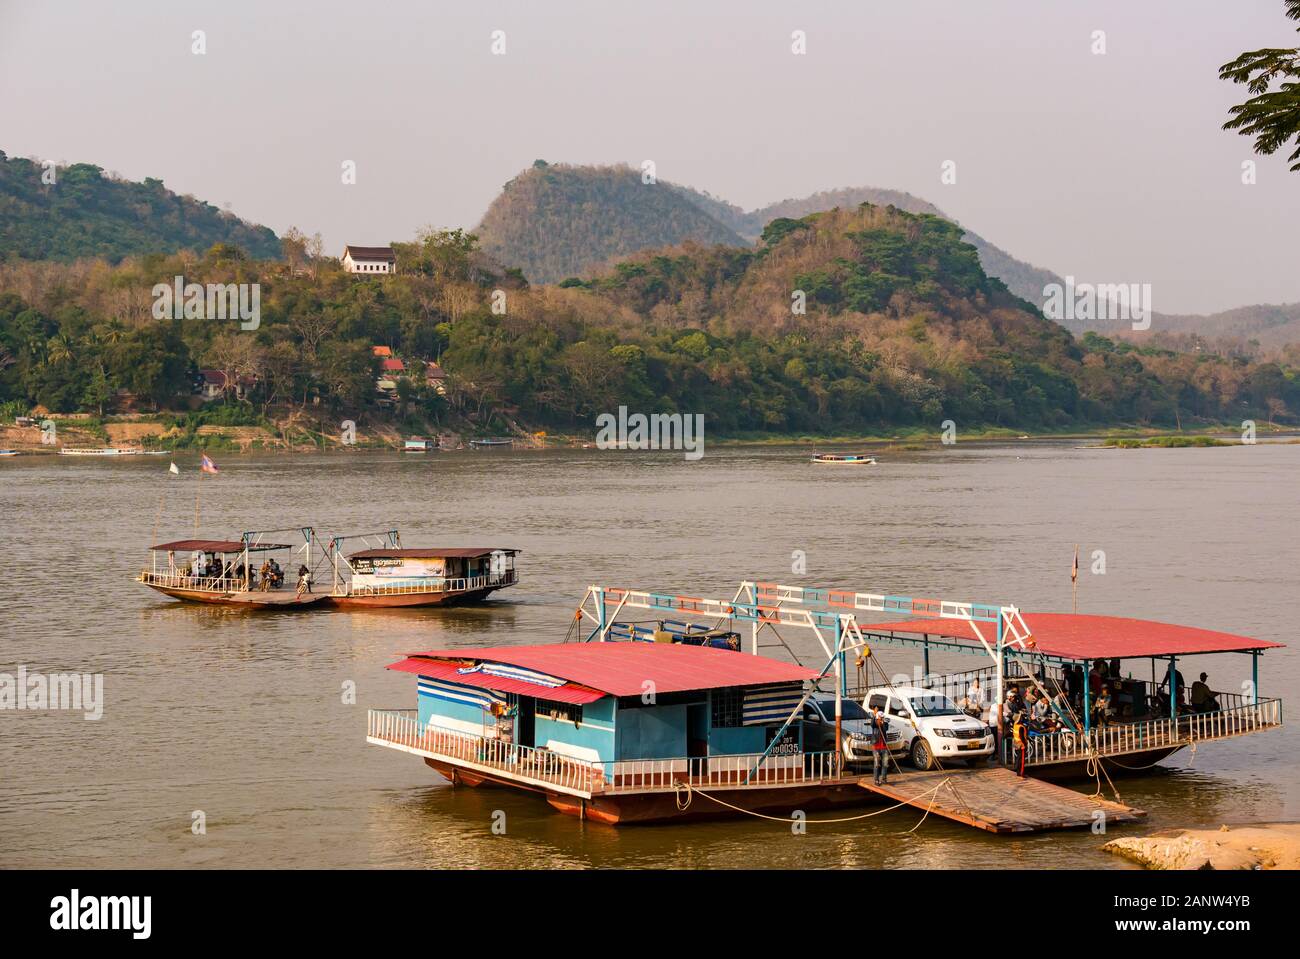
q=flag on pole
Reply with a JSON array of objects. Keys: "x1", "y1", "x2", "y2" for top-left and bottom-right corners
[
  {"x1": 1071, "y1": 545, "x2": 1079, "y2": 584},
  {"x1": 200, "y1": 454, "x2": 219, "y2": 474},
  {"x1": 169, "y1": 462, "x2": 180, "y2": 474}
]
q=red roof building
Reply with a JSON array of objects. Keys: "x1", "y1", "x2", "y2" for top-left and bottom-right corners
[{"x1": 388, "y1": 641, "x2": 818, "y2": 701}]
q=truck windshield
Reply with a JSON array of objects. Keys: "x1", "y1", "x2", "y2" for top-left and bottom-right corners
[{"x1": 910, "y1": 694, "x2": 961, "y2": 717}]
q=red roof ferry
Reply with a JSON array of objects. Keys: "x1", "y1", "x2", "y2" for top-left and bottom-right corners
[
  {"x1": 138, "y1": 530, "x2": 327, "y2": 608},
  {"x1": 366, "y1": 641, "x2": 887, "y2": 824},
  {"x1": 326, "y1": 531, "x2": 519, "y2": 607}
]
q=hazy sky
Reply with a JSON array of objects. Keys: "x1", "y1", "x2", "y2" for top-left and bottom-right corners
[{"x1": 2, "y1": 0, "x2": 1297, "y2": 313}]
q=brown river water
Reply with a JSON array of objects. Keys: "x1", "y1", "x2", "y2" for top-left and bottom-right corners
[{"x1": 1, "y1": 441, "x2": 1296, "y2": 868}]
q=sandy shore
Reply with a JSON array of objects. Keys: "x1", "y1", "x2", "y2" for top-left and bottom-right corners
[{"x1": 1104, "y1": 823, "x2": 1300, "y2": 870}]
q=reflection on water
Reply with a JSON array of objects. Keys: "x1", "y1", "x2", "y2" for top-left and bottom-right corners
[{"x1": 0, "y1": 443, "x2": 1296, "y2": 868}]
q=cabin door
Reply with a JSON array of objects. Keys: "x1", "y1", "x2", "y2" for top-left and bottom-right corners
[
  {"x1": 516, "y1": 696, "x2": 537, "y2": 749},
  {"x1": 687, "y1": 703, "x2": 709, "y2": 759}
]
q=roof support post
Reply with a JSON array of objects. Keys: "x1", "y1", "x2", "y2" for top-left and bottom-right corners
[
  {"x1": 923, "y1": 635, "x2": 930, "y2": 679},
  {"x1": 1169, "y1": 656, "x2": 1177, "y2": 720},
  {"x1": 1083, "y1": 660, "x2": 1091, "y2": 740},
  {"x1": 1251, "y1": 651, "x2": 1259, "y2": 704}
]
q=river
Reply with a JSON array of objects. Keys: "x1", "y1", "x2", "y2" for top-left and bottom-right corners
[{"x1": 1, "y1": 441, "x2": 1295, "y2": 868}]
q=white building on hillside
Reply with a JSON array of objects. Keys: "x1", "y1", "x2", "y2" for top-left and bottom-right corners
[{"x1": 342, "y1": 245, "x2": 396, "y2": 274}]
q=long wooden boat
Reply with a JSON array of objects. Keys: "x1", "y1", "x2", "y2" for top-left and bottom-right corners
[
  {"x1": 812, "y1": 452, "x2": 876, "y2": 465},
  {"x1": 61, "y1": 447, "x2": 167, "y2": 456},
  {"x1": 326, "y1": 539, "x2": 519, "y2": 608},
  {"x1": 137, "y1": 532, "x2": 328, "y2": 609}
]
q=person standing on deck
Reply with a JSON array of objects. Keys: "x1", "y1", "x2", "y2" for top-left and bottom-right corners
[
  {"x1": 868, "y1": 704, "x2": 891, "y2": 785},
  {"x1": 1010, "y1": 712, "x2": 1030, "y2": 777}
]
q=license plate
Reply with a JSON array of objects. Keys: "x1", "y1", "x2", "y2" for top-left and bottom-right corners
[{"x1": 964, "y1": 741, "x2": 982, "y2": 749}]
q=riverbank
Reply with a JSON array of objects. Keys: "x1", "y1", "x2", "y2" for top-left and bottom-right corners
[
  {"x1": 3, "y1": 412, "x2": 1296, "y2": 455},
  {"x1": 1104, "y1": 824, "x2": 1300, "y2": 870}
]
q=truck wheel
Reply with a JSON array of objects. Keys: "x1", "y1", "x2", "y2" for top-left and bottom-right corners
[{"x1": 910, "y1": 737, "x2": 934, "y2": 770}]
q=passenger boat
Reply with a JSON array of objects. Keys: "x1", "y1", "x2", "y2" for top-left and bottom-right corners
[
  {"x1": 811, "y1": 452, "x2": 876, "y2": 465},
  {"x1": 0, "y1": 449, "x2": 19, "y2": 457},
  {"x1": 403, "y1": 438, "x2": 435, "y2": 452},
  {"x1": 326, "y1": 530, "x2": 519, "y2": 607},
  {"x1": 60, "y1": 447, "x2": 166, "y2": 456},
  {"x1": 137, "y1": 529, "x2": 328, "y2": 608},
  {"x1": 469, "y1": 437, "x2": 512, "y2": 448},
  {"x1": 367, "y1": 581, "x2": 1282, "y2": 829}
]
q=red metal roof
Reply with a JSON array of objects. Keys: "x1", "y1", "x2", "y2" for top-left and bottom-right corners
[
  {"x1": 350, "y1": 547, "x2": 519, "y2": 559},
  {"x1": 150, "y1": 539, "x2": 292, "y2": 552},
  {"x1": 380, "y1": 358, "x2": 405, "y2": 371},
  {"x1": 388, "y1": 656, "x2": 605, "y2": 705},
  {"x1": 862, "y1": 613, "x2": 1284, "y2": 660},
  {"x1": 387, "y1": 642, "x2": 819, "y2": 698}
]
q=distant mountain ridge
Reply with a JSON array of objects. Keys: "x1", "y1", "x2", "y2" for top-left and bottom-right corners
[
  {"x1": 475, "y1": 162, "x2": 1066, "y2": 309},
  {"x1": 0, "y1": 151, "x2": 281, "y2": 262}
]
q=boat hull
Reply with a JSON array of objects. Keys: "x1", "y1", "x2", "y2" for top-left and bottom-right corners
[
  {"x1": 141, "y1": 581, "x2": 327, "y2": 608},
  {"x1": 423, "y1": 758, "x2": 873, "y2": 824},
  {"x1": 327, "y1": 584, "x2": 512, "y2": 608}
]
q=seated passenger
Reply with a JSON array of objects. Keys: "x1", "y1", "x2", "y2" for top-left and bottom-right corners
[{"x1": 1190, "y1": 673, "x2": 1219, "y2": 713}]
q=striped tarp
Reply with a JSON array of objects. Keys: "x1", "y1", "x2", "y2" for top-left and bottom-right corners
[
  {"x1": 418, "y1": 675, "x2": 507, "y2": 711},
  {"x1": 458, "y1": 662, "x2": 565, "y2": 689},
  {"x1": 743, "y1": 682, "x2": 805, "y2": 726}
]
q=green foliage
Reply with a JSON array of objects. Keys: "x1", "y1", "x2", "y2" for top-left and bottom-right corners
[
  {"x1": 1219, "y1": 0, "x2": 1300, "y2": 171},
  {"x1": 0, "y1": 153, "x2": 281, "y2": 261}
]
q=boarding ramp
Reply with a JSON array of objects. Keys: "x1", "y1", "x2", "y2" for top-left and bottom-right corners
[{"x1": 860, "y1": 766, "x2": 1145, "y2": 833}]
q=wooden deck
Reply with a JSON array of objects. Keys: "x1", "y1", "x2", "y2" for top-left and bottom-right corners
[{"x1": 860, "y1": 766, "x2": 1146, "y2": 833}]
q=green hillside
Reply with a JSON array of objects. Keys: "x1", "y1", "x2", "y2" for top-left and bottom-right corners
[{"x1": 0, "y1": 151, "x2": 281, "y2": 262}]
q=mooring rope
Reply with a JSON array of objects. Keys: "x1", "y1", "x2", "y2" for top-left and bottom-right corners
[{"x1": 671, "y1": 776, "x2": 953, "y2": 831}]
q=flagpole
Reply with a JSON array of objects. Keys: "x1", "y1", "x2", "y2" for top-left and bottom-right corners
[{"x1": 1072, "y1": 544, "x2": 1079, "y2": 614}]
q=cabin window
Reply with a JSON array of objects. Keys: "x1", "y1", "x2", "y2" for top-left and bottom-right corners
[
  {"x1": 537, "y1": 699, "x2": 582, "y2": 725},
  {"x1": 711, "y1": 687, "x2": 744, "y2": 729}
]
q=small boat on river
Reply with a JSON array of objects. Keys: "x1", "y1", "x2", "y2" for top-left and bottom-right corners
[{"x1": 812, "y1": 452, "x2": 876, "y2": 465}]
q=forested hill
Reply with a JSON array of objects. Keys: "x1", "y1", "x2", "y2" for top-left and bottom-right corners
[
  {"x1": 474, "y1": 162, "x2": 1065, "y2": 310},
  {"x1": 0, "y1": 152, "x2": 281, "y2": 262},
  {"x1": 2, "y1": 204, "x2": 1296, "y2": 436},
  {"x1": 474, "y1": 162, "x2": 748, "y2": 284}
]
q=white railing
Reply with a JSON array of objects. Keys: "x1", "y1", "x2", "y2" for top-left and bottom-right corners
[
  {"x1": 1023, "y1": 697, "x2": 1282, "y2": 766},
  {"x1": 138, "y1": 571, "x2": 251, "y2": 593},
  {"x1": 607, "y1": 750, "x2": 840, "y2": 793},
  {"x1": 367, "y1": 709, "x2": 844, "y2": 796},
  {"x1": 366, "y1": 709, "x2": 604, "y2": 796},
  {"x1": 347, "y1": 571, "x2": 516, "y2": 597}
]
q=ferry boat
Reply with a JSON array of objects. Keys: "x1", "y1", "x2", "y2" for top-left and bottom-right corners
[
  {"x1": 137, "y1": 529, "x2": 328, "y2": 608},
  {"x1": 811, "y1": 452, "x2": 876, "y2": 465},
  {"x1": 326, "y1": 531, "x2": 519, "y2": 607},
  {"x1": 367, "y1": 581, "x2": 1282, "y2": 829}
]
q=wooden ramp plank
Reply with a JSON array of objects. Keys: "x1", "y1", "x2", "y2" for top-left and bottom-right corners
[{"x1": 860, "y1": 766, "x2": 1146, "y2": 834}]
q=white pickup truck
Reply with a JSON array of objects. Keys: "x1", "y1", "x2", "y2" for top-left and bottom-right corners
[{"x1": 864, "y1": 685, "x2": 994, "y2": 770}]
